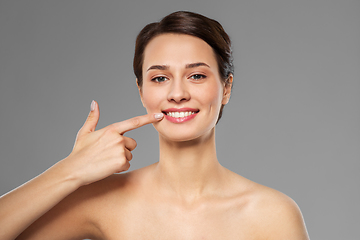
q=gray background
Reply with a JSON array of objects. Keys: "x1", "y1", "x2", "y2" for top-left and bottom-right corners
[{"x1": 0, "y1": 0, "x2": 359, "y2": 239}]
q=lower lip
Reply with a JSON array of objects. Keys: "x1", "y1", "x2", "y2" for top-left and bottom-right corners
[{"x1": 164, "y1": 112, "x2": 198, "y2": 123}]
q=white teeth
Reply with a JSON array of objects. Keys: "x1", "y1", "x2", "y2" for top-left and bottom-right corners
[{"x1": 166, "y1": 111, "x2": 196, "y2": 118}]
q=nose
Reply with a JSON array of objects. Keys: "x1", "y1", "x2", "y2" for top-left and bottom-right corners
[{"x1": 167, "y1": 78, "x2": 190, "y2": 103}]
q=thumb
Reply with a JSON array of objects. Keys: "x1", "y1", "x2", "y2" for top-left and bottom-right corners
[{"x1": 78, "y1": 100, "x2": 100, "y2": 136}]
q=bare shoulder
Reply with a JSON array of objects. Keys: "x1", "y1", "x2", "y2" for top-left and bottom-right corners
[
  {"x1": 75, "y1": 164, "x2": 156, "y2": 216},
  {"x1": 17, "y1": 168, "x2": 147, "y2": 240},
  {"x1": 76, "y1": 165, "x2": 151, "y2": 204},
  {"x1": 232, "y1": 174, "x2": 309, "y2": 240}
]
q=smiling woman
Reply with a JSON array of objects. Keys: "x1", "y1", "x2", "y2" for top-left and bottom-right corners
[
  {"x1": 140, "y1": 33, "x2": 229, "y2": 141},
  {"x1": 0, "y1": 11, "x2": 309, "y2": 240},
  {"x1": 134, "y1": 11, "x2": 234, "y2": 123}
]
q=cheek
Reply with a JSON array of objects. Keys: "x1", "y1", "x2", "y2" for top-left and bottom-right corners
[
  {"x1": 141, "y1": 88, "x2": 162, "y2": 112},
  {"x1": 196, "y1": 82, "x2": 223, "y2": 109}
]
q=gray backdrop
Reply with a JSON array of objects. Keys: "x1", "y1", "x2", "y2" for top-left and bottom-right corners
[{"x1": 1, "y1": 1, "x2": 359, "y2": 239}]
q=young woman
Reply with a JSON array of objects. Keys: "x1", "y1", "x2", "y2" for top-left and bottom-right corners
[{"x1": 0, "y1": 11, "x2": 309, "y2": 239}]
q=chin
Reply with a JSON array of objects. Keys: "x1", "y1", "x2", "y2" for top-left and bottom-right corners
[
  {"x1": 156, "y1": 125, "x2": 215, "y2": 143},
  {"x1": 160, "y1": 134, "x2": 199, "y2": 142}
]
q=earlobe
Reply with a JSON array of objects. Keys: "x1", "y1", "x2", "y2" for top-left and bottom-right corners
[{"x1": 222, "y1": 74, "x2": 233, "y2": 105}]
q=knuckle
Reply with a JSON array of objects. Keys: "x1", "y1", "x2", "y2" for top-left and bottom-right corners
[
  {"x1": 117, "y1": 146, "x2": 125, "y2": 154},
  {"x1": 117, "y1": 136, "x2": 125, "y2": 145},
  {"x1": 107, "y1": 124, "x2": 117, "y2": 132},
  {"x1": 87, "y1": 114, "x2": 95, "y2": 122},
  {"x1": 131, "y1": 117, "x2": 140, "y2": 127},
  {"x1": 119, "y1": 157, "x2": 127, "y2": 166},
  {"x1": 102, "y1": 128, "x2": 112, "y2": 137},
  {"x1": 114, "y1": 161, "x2": 123, "y2": 170}
]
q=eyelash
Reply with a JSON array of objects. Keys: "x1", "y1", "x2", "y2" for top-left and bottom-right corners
[
  {"x1": 189, "y1": 74, "x2": 207, "y2": 80},
  {"x1": 151, "y1": 76, "x2": 168, "y2": 83},
  {"x1": 151, "y1": 74, "x2": 207, "y2": 83}
]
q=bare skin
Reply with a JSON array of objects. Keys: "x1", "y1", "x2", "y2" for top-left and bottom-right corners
[
  {"x1": 16, "y1": 164, "x2": 308, "y2": 240},
  {"x1": 1, "y1": 104, "x2": 308, "y2": 240},
  {"x1": 0, "y1": 34, "x2": 309, "y2": 240}
]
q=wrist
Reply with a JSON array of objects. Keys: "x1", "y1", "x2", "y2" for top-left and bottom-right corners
[{"x1": 47, "y1": 156, "x2": 84, "y2": 191}]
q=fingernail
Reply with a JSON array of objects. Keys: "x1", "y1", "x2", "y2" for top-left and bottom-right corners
[
  {"x1": 154, "y1": 113, "x2": 164, "y2": 120},
  {"x1": 90, "y1": 100, "x2": 96, "y2": 111}
]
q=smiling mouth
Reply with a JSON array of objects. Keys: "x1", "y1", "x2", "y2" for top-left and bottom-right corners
[
  {"x1": 162, "y1": 108, "x2": 200, "y2": 122},
  {"x1": 165, "y1": 111, "x2": 197, "y2": 118}
]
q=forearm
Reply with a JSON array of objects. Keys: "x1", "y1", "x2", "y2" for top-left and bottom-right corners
[
  {"x1": 0, "y1": 160, "x2": 80, "y2": 240},
  {"x1": 0, "y1": 102, "x2": 155, "y2": 239}
]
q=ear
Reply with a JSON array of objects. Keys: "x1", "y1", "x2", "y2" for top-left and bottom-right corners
[
  {"x1": 137, "y1": 79, "x2": 146, "y2": 108},
  {"x1": 222, "y1": 74, "x2": 233, "y2": 105}
]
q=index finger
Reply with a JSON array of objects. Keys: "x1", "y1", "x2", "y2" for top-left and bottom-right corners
[{"x1": 113, "y1": 113, "x2": 164, "y2": 134}]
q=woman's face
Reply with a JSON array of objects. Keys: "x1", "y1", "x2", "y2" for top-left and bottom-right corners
[{"x1": 139, "y1": 33, "x2": 231, "y2": 142}]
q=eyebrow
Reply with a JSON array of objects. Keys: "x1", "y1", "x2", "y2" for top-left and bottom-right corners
[
  {"x1": 147, "y1": 65, "x2": 169, "y2": 72},
  {"x1": 185, "y1": 62, "x2": 210, "y2": 69},
  {"x1": 146, "y1": 62, "x2": 210, "y2": 72}
]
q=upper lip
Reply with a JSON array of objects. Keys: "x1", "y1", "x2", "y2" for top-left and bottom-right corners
[{"x1": 162, "y1": 107, "x2": 199, "y2": 113}]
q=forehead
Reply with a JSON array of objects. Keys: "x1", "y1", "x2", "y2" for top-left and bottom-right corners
[{"x1": 143, "y1": 33, "x2": 218, "y2": 70}]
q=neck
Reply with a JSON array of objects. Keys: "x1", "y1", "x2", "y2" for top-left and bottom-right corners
[{"x1": 153, "y1": 128, "x2": 225, "y2": 202}]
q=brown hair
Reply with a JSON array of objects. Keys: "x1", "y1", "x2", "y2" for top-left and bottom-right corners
[{"x1": 133, "y1": 11, "x2": 234, "y2": 122}]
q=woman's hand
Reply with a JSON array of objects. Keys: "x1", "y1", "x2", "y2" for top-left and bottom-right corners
[
  {"x1": 0, "y1": 101, "x2": 163, "y2": 240},
  {"x1": 60, "y1": 100, "x2": 164, "y2": 187}
]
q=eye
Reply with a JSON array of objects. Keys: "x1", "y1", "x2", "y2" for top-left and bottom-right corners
[
  {"x1": 190, "y1": 74, "x2": 206, "y2": 80},
  {"x1": 151, "y1": 76, "x2": 168, "y2": 83}
]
